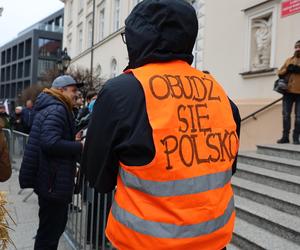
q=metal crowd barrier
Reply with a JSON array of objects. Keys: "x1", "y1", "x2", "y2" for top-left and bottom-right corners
[
  {"x1": 3, "y1": 129, "x2": 33, "y2": 202},
  {"x1": 3, "y1": 128, "x2": 115, "y2": 249},
  {"x1": 2, "y1": 128, "x2": 29, "y2": 170},
  {"x1": 64, "y1": 177, "x2": 115, "y2": 250}
]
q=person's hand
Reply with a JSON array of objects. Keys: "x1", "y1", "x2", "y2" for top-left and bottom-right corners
[{"x1": 75, "y1": 130, "x2": 83, "y2": 141}]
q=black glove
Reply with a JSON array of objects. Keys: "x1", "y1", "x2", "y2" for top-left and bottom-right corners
[{"x1": 287, "y1": 64, "x2": 300, "y2": 73}]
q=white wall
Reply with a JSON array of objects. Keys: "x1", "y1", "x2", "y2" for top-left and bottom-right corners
[
  {"x1": 203, "y1": 0, "x2": 300, "y2": 102},
  {"x1": 62, "y1": 0, "x2": 135, "y2": 78}
]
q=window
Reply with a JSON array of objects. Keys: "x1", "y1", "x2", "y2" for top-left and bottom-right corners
[
  {"x1": 18, "y1": 42, "x2": 24, "y2": 59},
  {"x1": 37, "y1": 59, "x2": 56, "y2": 77},
  {"x1": 6, "y1": 66, "x2": 10, "y2": 81},
  {"x1": 59, "y1": 17, "x2": 63, "y2": 27},
  {"x1": 79, "y1": 0, "x2": 84, "y2": 13},
  {"x1": 1, "y1": 51, "x2": 5, "y2": 65},
  {"x1": 5, "y1": 84, "x2": 10, "y2": 98},
  {"x1": 11, "y1": 83, "x2": 16, "y2": 99},
  {"x1": 18, "y1": 62, "x2": 23, "y2": 78},
  {"x1": 24, "y1": 80, "x2": 30, "y2": 89},
  {"x1": 25, "y1": 39, "x2": 32, "y2": 57},
  {"x1": 0, "y1": 85, "x2": 4, "y2": 98},
  {"x1": 12, "y1": 46, "x2": 17, "y2": 61},
  {"x1": 6, "y1": 49, "x2": 11, "y2": 63},
  {"x1": 24, "y1": 60, "x2": 31, "y2": 77},
  {"x1": 12, "y1": 64, "x2": 16, "y2": 80},
  {"x1": 51, "y1": 21, "x2": 55, "y2": 32},
  {"x1": 67, "y1": 34, "x2": 72, "y2": 57},
  {"x1": 244, "y1": 2, "x2": 278, "y2": 72},
  {"x1": 68, "y1": 0, "x2": 73, "y2": 23},
  {"x1": 17, "y1": 82, "x2": 23, "y2": 96},
  {"x1": 1, "y1": 68, "x2": 5, "y2": 82},
  {"x1": 98, "y1": 1, "x2": 105, "y2": 41},
  {"x1": 78, "y1": 25, "x2": 83, "y2": 53},
  {"x1": 87, "y1": 16, "x2": 93, "y2": 47},
  {"x1": 113, "y1": 0, "x2": 120, "y2": 31},
  {"x1": 111, "y1": 58, "x2": 117, "y2": 78},
  {"x1": 38, "y1": 38, "x2": 61, "y2": 57}
]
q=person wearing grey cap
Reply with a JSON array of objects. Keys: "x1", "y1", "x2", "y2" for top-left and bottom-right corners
[{"x1": 19, "y1": 75, "x2": 84, "y2": 250}]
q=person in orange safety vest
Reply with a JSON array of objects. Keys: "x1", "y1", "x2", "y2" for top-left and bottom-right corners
[{"x1": 82, "y1": 0, "x2": 241, "y2": 249}]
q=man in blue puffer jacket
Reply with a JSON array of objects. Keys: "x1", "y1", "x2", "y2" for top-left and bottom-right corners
[{"x1": 19, "y1": 75, "x2": 83, "y2": 250}]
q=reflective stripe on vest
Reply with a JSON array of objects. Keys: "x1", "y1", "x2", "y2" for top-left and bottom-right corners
[
  {"x1": 112, "y1": 196, "x2": 234, "y2": 239},
  {"x1": 120, "y1": 167, "x2": 232, "y2": 197}
]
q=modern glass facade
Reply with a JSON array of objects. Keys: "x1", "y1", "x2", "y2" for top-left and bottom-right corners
[{"x1": 0, "y1": 9, "x2": 63, "y2": 105}]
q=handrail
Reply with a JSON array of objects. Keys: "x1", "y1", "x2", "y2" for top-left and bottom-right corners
[{"x1": 241, "y1": 97, "x2": 283, "y2": 123}]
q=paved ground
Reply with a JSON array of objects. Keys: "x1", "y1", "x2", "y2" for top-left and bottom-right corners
[{"x1": 0, "y1": 160, "x2": 72, "y2": 250}]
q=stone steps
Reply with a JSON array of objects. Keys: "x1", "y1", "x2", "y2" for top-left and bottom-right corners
[
  {"x1": 237, "y1": 151, "x2": 300, "y2": 176},
  {"x1": 234, "y1": 196, "x2": 300, "y2": 245},
  {"x1": 232, "y1": 217, "x2": 299, "y2": 250},
  {"x1": 230, "y1": 144, "x2": 300, "y2": 249},
  {"x1": 227, "y1": 243, "x2": 242, "y2": 250},
  {"x1": 232, "y1": 177, "x2": 300, "y2": 217},
  {"x1": 257, "y1": 144, "x2": 300, "y2": 161},
  {"x1": 235, "y1": 163, "x2": 300, "y2": 194}
]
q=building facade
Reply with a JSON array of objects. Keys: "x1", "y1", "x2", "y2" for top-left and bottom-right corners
[
  {"x1": 202, "y1": 0, "x2": 300, "y2": 149},
  {"x1": 60, "y1": 0, "x2": 202, "y2": 79},
  {"x1": 61, "y1": 0, "x2": 300, "y2": 149},
  {"x1": 0, "y1": 9, "x2": 64, "y2": 105}
]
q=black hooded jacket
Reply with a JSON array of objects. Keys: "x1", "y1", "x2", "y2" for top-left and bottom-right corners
[{"x1": 81, "y1": 0, "x2": 241, "y2": 193}]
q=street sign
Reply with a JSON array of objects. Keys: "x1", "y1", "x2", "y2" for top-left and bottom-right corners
[{"x1": 281, "y1": 0, "x2": 300, "y2": 17}]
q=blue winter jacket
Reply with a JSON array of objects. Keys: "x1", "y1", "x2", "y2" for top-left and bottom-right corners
[
  {"x1": 21, "y1": 107, "x2": 35, "y2": 134},
  {"x1": 19, "y1": 92, "x2": 82, "y2": 202}
]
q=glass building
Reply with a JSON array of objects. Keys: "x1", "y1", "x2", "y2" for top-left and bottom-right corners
[{"x1": 0, "y1": 9, "x2": 63, "y2": 105}]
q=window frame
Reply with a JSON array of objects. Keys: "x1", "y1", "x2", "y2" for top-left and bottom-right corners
[
  {"x1": 77, "y1": 23, "x2": 83, "y2": 53},
  {"x1": 98, "y1": 1, "x2": 106, "y2": 42},
  {"x1": 113, "y1": 0, "x2": 121, "y2": 32}
]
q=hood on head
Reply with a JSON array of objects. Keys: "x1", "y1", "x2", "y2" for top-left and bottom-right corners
[
  {"x1": 34, "y1": 92, "x2": 62, "y2": 112},
  {"x1": 125, "y1": 0, "x2": 198, "y2": 69}
]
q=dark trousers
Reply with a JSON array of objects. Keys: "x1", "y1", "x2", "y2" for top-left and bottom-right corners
[
  {"x1": 34, "y1": 196, "x2": 69, "y2": 250},
  {"x1": 282, "y1": 93, "x2": 300, "y2": 137}
]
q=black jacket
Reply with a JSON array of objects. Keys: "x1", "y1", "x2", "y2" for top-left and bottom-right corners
[
  {"x1": 19, "y1": 92, "x2": 82, "y2": 202},
  {"x1": 82, "y1": 0, "x2": 241, "y2": 193}
]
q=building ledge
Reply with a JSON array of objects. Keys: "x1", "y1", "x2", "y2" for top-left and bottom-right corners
[
  {"x1": 241, "y1": 0, "x2": 281, "y2": 12},
  {"x1": 240, "y1": 68, "x2": 277, "y2": 78}
]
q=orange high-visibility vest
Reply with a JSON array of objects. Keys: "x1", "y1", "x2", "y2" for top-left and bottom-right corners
[{"x1": 106, "y1": 60, "x2": 239, "y2": 250}]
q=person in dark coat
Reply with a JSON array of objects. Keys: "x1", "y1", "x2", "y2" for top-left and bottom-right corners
[
  {"x1": 11, "y1": 106, "x2": 25, "y2": 132},
  {"x1": 21, "y1": 99, "x2": 35, "y2": 134},
  {"x1": 277, "y1": 40, "x2": 300, "y2": 144},
  {"x1": 76, "y1": 90, "x2": 97, "y2": 123},
  {"x1": 19, "y1": 75, "x2": 83, "y2": 250}
]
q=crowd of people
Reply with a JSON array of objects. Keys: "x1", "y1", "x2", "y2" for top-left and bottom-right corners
[{"x1": 0, "y1": 99, "x2": 35, "y2": 134}]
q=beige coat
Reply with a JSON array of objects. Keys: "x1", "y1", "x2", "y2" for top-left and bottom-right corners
[{"x1": 278, "y1": 56, "x2": 300, "y2": 94}]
